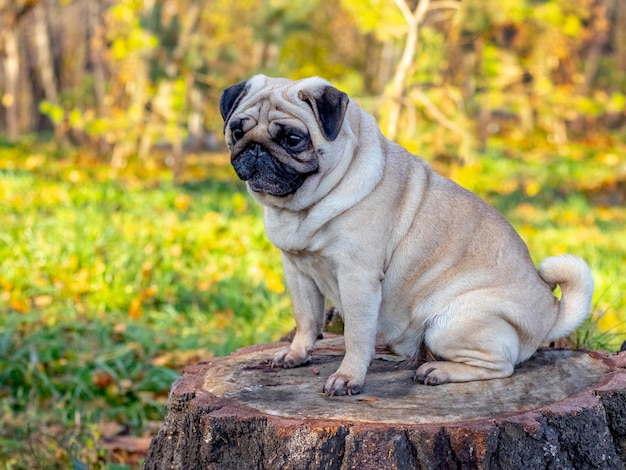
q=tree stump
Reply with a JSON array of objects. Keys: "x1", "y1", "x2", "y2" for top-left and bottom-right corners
[{"x1": 144, "y1": 336, "x2": 626, "y2": 469}]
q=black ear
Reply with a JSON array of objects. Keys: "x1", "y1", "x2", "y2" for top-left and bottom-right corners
[
  {"x1": 298, "y1": 85, "x2": 349, "y2": 141},
  {"x1": 220, "y1": 80, "x2": 249, "y2": 123}
]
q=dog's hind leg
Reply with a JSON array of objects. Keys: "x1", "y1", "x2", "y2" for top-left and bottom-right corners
[{"x1": 414, "y1": 313, "x2": 518, "y2": 385}]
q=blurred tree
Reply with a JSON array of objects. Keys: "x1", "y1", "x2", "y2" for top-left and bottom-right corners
[
  {"x1": 0, "y1": 0, "x2": 623, "y2": 166},
  {"x1": 262, "y1": 0, "x2": 364, "y2": 88},
  {"x1": 453, "y1": 0, "x2": 625, "y2": 146},
  {"x1": 386, "y1": 0, "x2": 432, "y2": 141},
  {"x1": 33, "y1": 0, "x2": 67, "y2": 143},
  {"x1": 0, "y1": 0, "x2": 38, "y2": 141},
  {"x1": 342, "y1": 0, "x2": 468, "y2": 158}
]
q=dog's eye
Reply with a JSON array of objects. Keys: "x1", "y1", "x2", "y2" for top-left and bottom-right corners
[
  {"x1": 231, "y1": 127, "x2": 244, "y2": 143},
  {"x1": 285, "y1": 133, "x2": 302, "y2": 147},
  {"x1": 282, "y1": 132, "x2": 308, "y2": 151}
]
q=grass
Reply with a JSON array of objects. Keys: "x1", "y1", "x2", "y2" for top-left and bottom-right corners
[
  {"x1": 0, "y1": 145, "x2": 293, "y2": 468},
  {"x1": 0, "y1": 136, "x2": 625, "y2": 468}
]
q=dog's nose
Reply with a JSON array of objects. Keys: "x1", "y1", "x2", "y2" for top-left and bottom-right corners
[
  {"x1": 232, "y1": 142, "x2": 270, "y2": 181},
  {"x1": 247, "y1": 142, "x2": 264, "y2": 158}
]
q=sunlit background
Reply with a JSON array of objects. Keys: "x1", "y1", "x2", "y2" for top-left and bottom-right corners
[{"x1": 1, "y1": 0, "x2": 625, "y2": 467}]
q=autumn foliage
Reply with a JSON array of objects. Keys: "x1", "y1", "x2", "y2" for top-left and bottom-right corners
[{"x1": 1, "y1": 0, "x2": 625, "y2": 468}]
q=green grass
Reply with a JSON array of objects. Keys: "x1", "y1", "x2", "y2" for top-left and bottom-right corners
[
  {"x1": 0, "y1": 148, "x2": 293, "y2": 468},
  {"x1": 0, "y1": 139, "x2": 625, "y2": 468}
]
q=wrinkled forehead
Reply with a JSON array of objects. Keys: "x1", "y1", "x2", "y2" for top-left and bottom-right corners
[{"x1": 228, "y1": 76, "x2": 326, "y2": 132}]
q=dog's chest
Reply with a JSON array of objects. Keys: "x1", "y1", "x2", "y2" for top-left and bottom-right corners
[
  {"x1": 284, "y1": 250, "x2": 341, "y2": 307},
  {"x1": 263, "y1": 207, "x2": 331, "y2": 252}
]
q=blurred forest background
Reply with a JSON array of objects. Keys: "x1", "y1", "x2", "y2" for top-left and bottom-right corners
[
  {"x1": 1, "y1": 0, "x2": 625, "y2": 468},
  {"x1": 2, "y1": 0, "x2": 625, "y2": 160}
]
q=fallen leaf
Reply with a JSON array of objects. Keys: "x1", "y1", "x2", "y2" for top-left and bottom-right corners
[
  {"x1": 92, "y1": 370, "x2": 114, "y2": 389},
  {"x1": 99, "y1": 436, "x2": 152, "y2": 453}
]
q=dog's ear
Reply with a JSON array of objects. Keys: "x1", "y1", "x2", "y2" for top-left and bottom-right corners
[
  {"x1": 298, "y1": 85, "x2": 349, "y2": 141},
  {"x1": 220, "y1": 80, "x2": 249, "y2": 123}
]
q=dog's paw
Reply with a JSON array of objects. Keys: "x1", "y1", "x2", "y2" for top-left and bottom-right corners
[
  {"x1": 323, "y1": 372, "x2": 364, "y2": 396},
  {"x1": 271, "y1": 347, "x2": 310, "y2": 369},
  {"x1": 413, "y1": 363, "x2": 447, "y2": 386},
  {"x1": 414, "y1": 359, "x2": 514, "y2": 384}
]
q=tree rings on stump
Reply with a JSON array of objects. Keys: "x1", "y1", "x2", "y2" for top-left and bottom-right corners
[{"x1": 145, "y1": 336, "x2": 626, "y2": 469}]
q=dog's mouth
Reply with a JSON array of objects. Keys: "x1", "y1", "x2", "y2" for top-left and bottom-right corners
[
  {"x1": 232, "y1": 142, "x2": 318, "y2": 197},
  {"x1": 246, "y1": 175, "x2": 309, "y2": 196}
]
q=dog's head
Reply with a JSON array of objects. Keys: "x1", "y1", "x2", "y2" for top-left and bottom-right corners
[{"x1": 220, "y1": 75, "x2": 349, "y2": 202}]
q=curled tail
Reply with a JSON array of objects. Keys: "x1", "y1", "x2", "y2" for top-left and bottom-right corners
[{"x1": 538, "y1": 255, "x2": 594, "y2": 342}]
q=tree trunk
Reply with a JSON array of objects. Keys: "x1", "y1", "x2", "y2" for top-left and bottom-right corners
[
  {"x1": 87, "y1": 0, "x2": 108, "y2": 153},
  {"x1": 145, "y1": 336, "x2": 626, "y2": 469},
  {"x1": 2, "y1": 25, "x2": 20, "y2": 141},
  {"x1": 33, "y1": 0, "x2": 67, "y2": 141},
  {"x1": 579, "y1": 0, "x2": 617, "y2": 99},
  {"x1": 34, "y1": 1, "x2": 59, "y2": 105},
  {"x1": 616, "y1": 0, "x2": 626, "y2": 72}
]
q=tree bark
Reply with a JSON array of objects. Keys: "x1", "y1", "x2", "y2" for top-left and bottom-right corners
[
  {"x1": 145, "y1": 336, "x2": 626, "y2": 469},
  {"x1": 84, "y1": 0, "x2": 110, "y2": 153},
  {"x1": 33, "y1": 0, "x2": 68, "y2": 141},
  {"x1": 0, "y1": 1, "x2": 38, "y2": 140},
  {"x1": 579, "y1": 0, "x2": 617, "y2": 99},
  {"x1": 34, "y1": 1, "x2": 58, "y2": 105},
  {"x1": 2, "y1": 24, "x2": 20, "y2": 141}
]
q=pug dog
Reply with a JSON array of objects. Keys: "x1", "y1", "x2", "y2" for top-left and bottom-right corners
[{"x1": 220, "y1": 75, "x2": 594, "y2": 396}]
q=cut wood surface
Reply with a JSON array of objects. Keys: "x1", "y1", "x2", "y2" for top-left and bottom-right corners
[{"x1": 145, "y1": 336, "x2": 626, "y2": 469}]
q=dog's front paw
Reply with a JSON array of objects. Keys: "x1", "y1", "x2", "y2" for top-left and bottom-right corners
[
  {"x1": 271, "y1": 346, "x2": 310, "y2": 369},
  {"x1": 323, "y1": 372, "x2": 364, "y2": 396}
]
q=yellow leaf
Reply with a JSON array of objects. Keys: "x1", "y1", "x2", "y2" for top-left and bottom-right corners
[
  {"x1": 67, "y1": 169, "x2": 86, "y2": 183},
  {"x1": 128, "y1": 296, "x2": 143, "y2": 319},
  {"x1": 10, "y1": 297, "x2": 30, "y2": 313},
  {"x1": 514, "y1": 203, "x2": 537, "y2": 219},
  {"x1": 497, "y1": 180, "x2": 518, "y2": 195},
  {"x1": 1, "y1": 278, "x2": 13, "y2": 292},
  {"x1": 265, "y1": 271, "x2": 285, "y2": 294},
  {"x1": 174, "y1": 194, "x2": 192, "y2": 212},
  {"x1": 25, "y1": 154, "x2": 45, "y2": 170},
  {"x1": 524, "y1": 181, "x2": 541, "y2": 197},
  {"x1": 561, "y1": 210, "x2": 580, "y2": 224},
  {"x1": 212, "y1": 309, "x2": 234, "y2": 329},
  {"x1": 141, "y1": 261, "x2": 153, "y2": 279},
  {"x1": 599, "y1": 153, "x2": 620, "y2": 166},
  {"x1": 596, "y1": 207, "x2": 615, "y2": 222},
  {"x1": 169, "y1": 243, "x2": 183, "y2": 257},
  {"x1": 74, "y1": 268, "x2": 90, "y2": 294},
  {"x1": 33, "y1": 295, "x2": 53, "y2": 308},
  {"x1": 197, "y1": 280, "x2": 212, "y2": 292},
  {"x1": 232, "y1": 193, "x2": 248, "y2": 214},
  {"x1": 152, "y1": 349, "x2": 211, "y2": 367},
  {"x1": 143, "y1": 285, "x2": 158, "y2": 298},
  {"x1": 597, "y1": 311, "x2": 623, "y2": 334}
]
